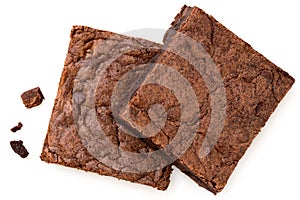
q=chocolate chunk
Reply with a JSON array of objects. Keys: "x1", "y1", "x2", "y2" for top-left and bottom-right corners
[
  {"x1": 10, "y1": 122, "x2": 23, "y2": 133},
  {"x1": 21, "y1": 87, "x2": 44, "y2": 108},
  {"x1": 40, "y1": 26, "x2": 172, "y2": 190},
  {"x1": 10, "y1": 140, "x2": 29, "y2": 158},
  {"x1": 121, "y1": 6, "x2": 295, "y2": 193}
]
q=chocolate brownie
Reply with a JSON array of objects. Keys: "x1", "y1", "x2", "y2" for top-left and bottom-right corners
[
  {"x1": 21, "y1": 87, "x2": 44, "y2": 108},
  {"x1": 40, "y1": 26, "x2": 172, "y2": 190},
  {"x1": 121, "y1": 6, "x2": 295, "y2": 193}
]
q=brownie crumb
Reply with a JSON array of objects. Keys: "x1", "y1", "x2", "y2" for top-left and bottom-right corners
[
  {"x1": 10, "y1": 140, "x2": 29, "y2": 158},
  {"x1": 21, "y1": 87, "x2": 44, "y2": 108},
  {"x1": 10, "y1": 122, "x2": 23, "y2": 133}
]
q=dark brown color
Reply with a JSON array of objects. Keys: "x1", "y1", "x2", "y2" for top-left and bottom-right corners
[
  {"x1": 40, "y1": 26, "x2": 172, "y2": 190},
  {"x1": 123, "y1": 6, "x2": 295, "y2": 193},
  {"x1": 21, "y1": 87, "x2": 44, "y2": 108},
  {"x1": 10, "y1": 140, "x2": 29, "y2": 158},
  {"x1": 11, "y1": 122, "x2": 23, "y2": 133}
]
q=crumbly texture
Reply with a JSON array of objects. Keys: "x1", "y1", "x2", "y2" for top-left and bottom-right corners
[
  {"x1": 11, "y1": 122, "x2": 23, "y2": 133},
  {"x1": 40, "y1": 26, "x2": 172, "y2": 190},
  {"x1": 124, "y1": 6, "x2": 295, "y2": 193},
  {"x1": 21, "y1": 87, "x2": 44, "y2": 108},
  {"x1": 10, "y1": 140, "x2": 29, "y2": 158}
]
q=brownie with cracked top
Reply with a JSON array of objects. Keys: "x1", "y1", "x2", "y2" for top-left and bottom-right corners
[
  {"x1": 122, "y1": 6, "x2": 295, "y2": 193},
  {"x1": 40, "y1": 26, "x2": 172, "y2": 190}
]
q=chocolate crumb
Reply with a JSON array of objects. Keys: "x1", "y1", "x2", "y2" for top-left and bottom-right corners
[
  {"x1": 10, "y1": 140, "x2": 29, "y2": 158},
  {"x1": 10, "y1": 122, "x2": 23, "y2": 133},
  {"x1": 21, "y1": 87, "x2": 44, "y2": 108}
]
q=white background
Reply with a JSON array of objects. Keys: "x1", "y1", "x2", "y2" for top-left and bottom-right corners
[{"x1": 0, "y1": 0, "x2": 299, "y2": 199}]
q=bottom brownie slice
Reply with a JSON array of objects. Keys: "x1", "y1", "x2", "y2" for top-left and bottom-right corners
[
  {"x1": 121, "y1": 6, "x2": 295, "y2": 193},
  {"x1": 40, "y1": 26, "x2": 172, "y2": 190}
]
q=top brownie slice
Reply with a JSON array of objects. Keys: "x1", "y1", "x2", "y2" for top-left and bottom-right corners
[
  {"x1": 121, "y1": 6, "x2": 295, "y2": 193},
  {"x1": 40, "y1": 26, "x2": 172, "y2": 190}
]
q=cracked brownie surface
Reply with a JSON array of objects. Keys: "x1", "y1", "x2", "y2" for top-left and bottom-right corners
[
  {"x1": 40, "y1": 26, "x2": 172, "y2": 190},
  {"x1": 122, "y1": 6, "x2": 295, "y2": 193}
]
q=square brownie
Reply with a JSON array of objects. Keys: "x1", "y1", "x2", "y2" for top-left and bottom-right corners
[
  {"x1": 40, "y1": 26, "x2": 172, "y2": 190},
  {"x1": 121, "y1": 6, "x2": 295, "y2": 193}
]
